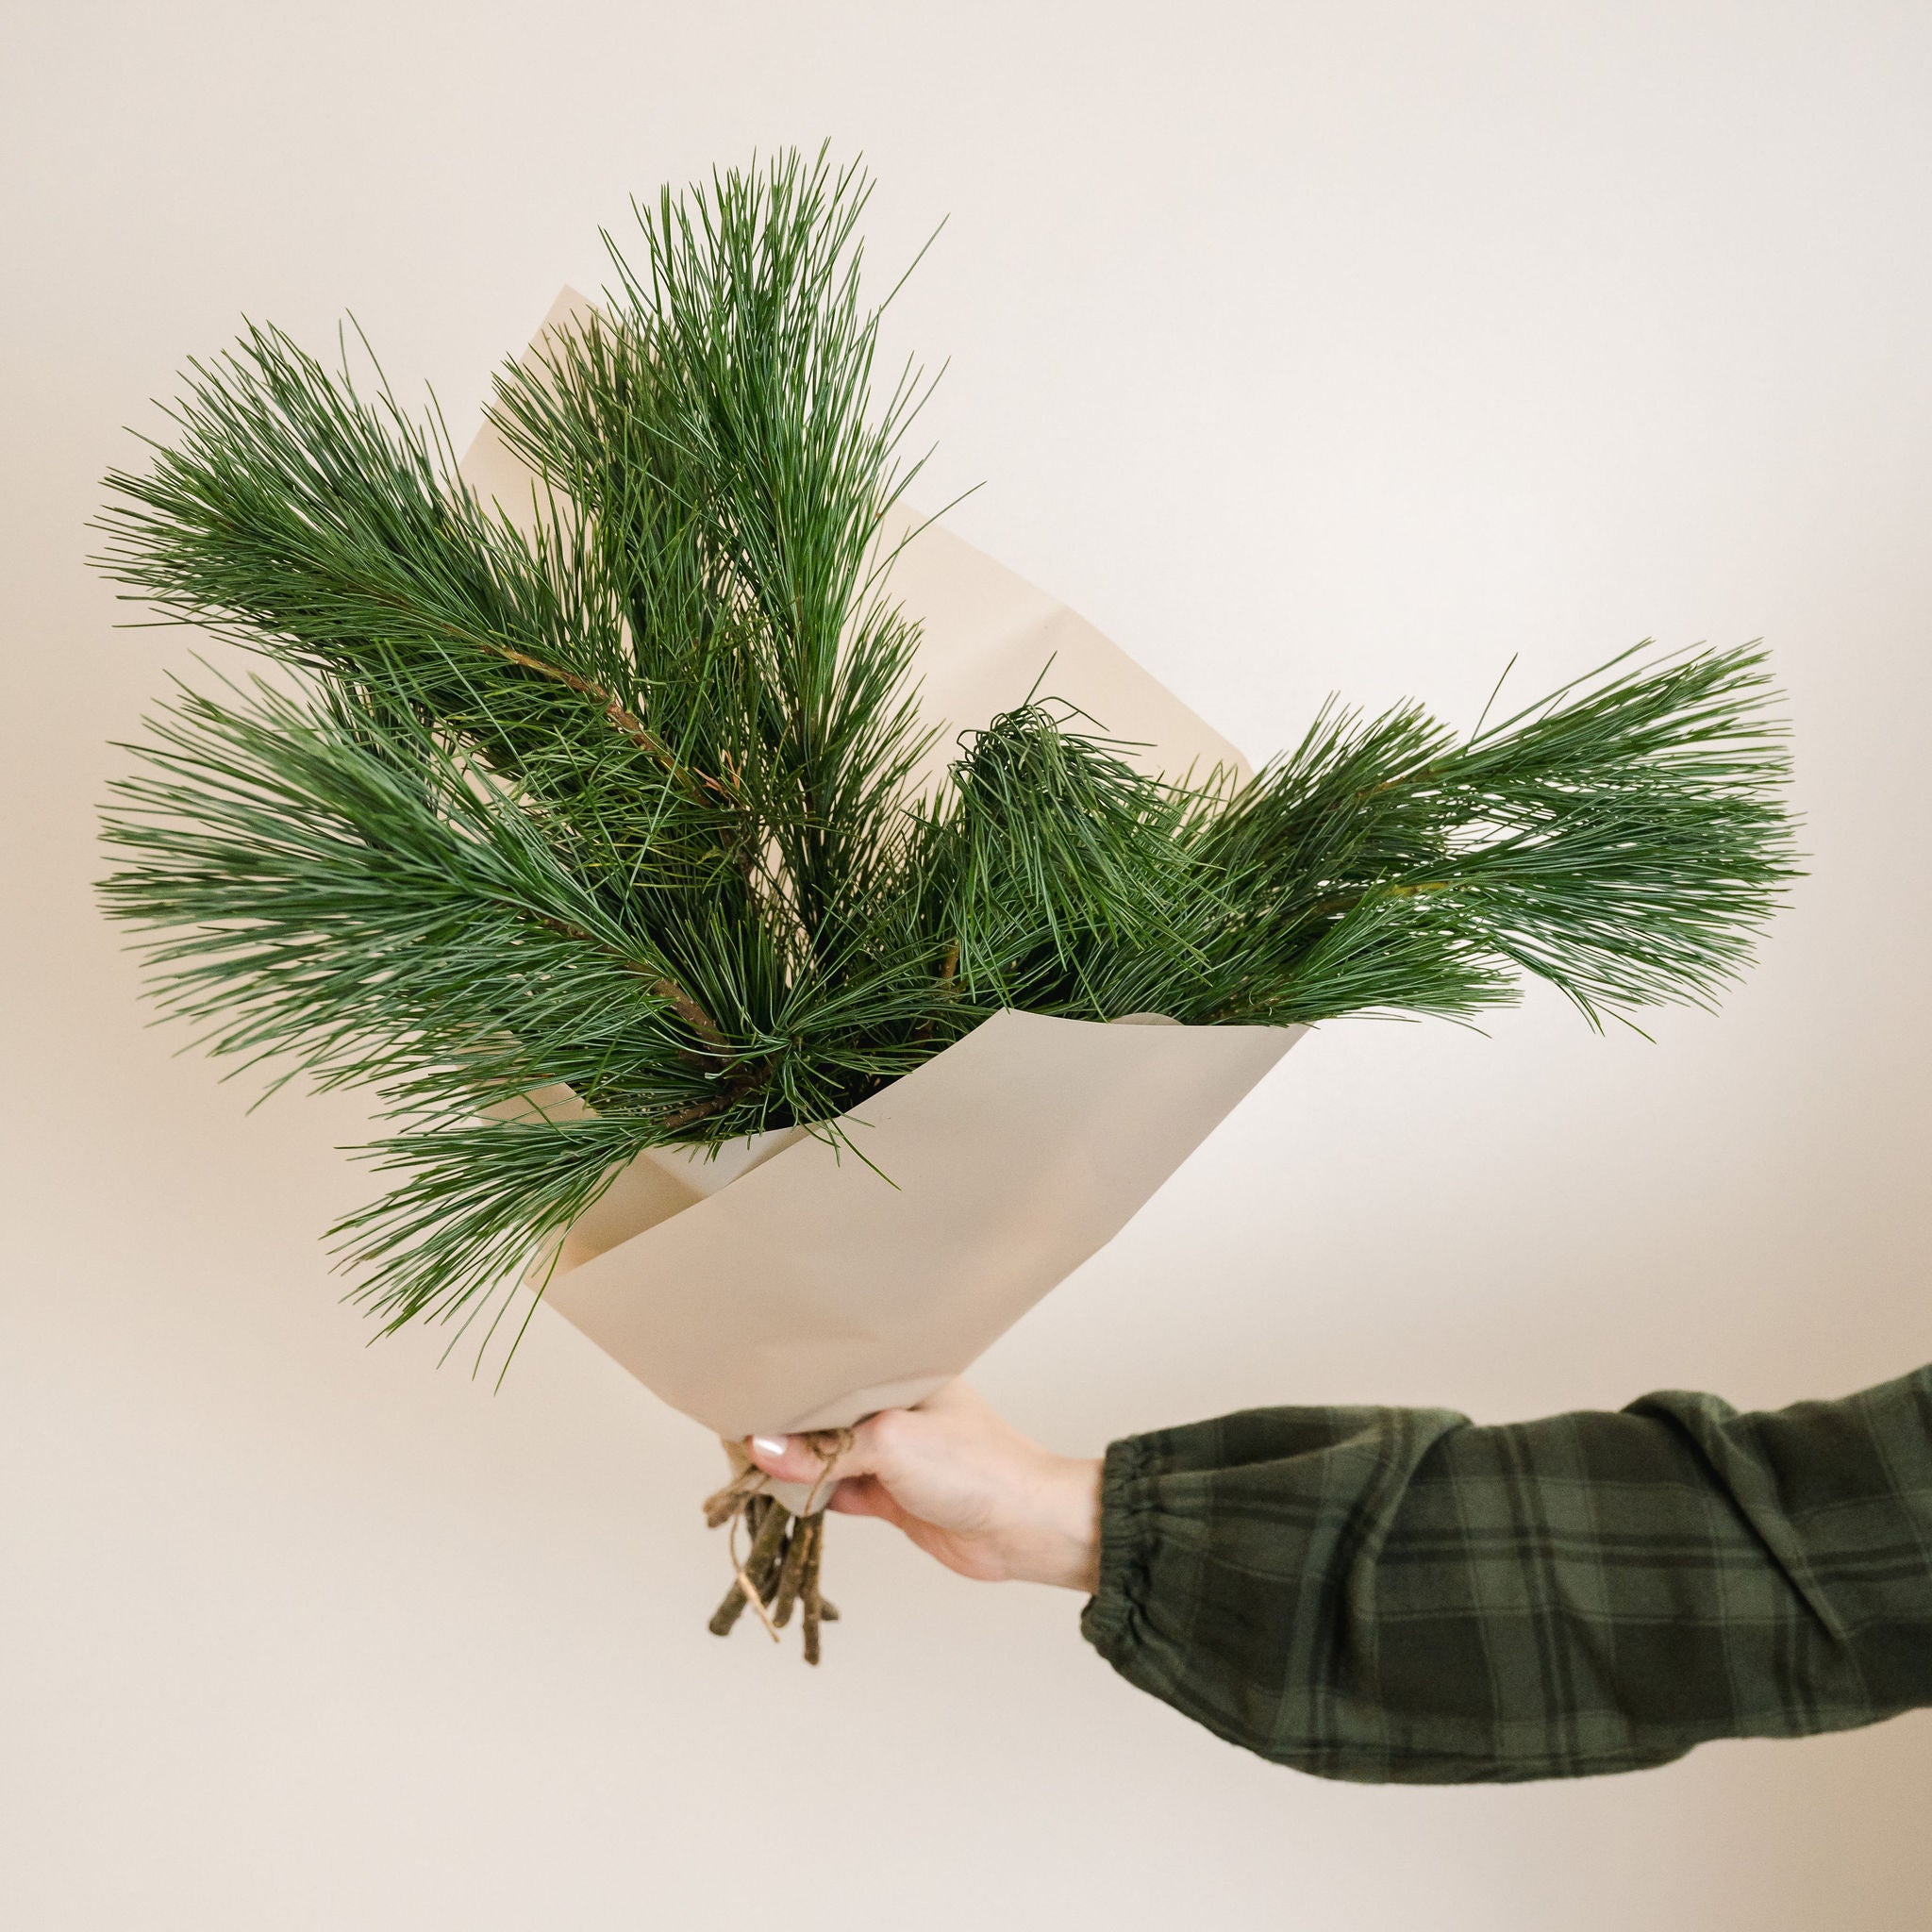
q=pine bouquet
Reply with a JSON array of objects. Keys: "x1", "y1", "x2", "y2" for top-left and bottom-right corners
[{"x1": 96, "y1": 151, "x2": 1793, "y2": 1660}]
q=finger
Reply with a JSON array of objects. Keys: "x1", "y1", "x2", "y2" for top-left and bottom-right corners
[
  {"x1": 746, "y1": 1422, "x2": 885, "y2": 1488},
  {"x1": 826, "y1": 1474, "x2": 910, "y2": 1530},
  {"x1": 825, "y1": 1477, "x2": 878, "y2": 1516}
]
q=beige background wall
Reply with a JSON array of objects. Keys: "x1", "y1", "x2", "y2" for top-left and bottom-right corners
[{"x1": 5, "y1": 4, "x2": 1930, "y2": 1925}]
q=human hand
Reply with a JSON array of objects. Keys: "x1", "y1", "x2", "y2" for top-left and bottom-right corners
[{"x1": 745, "y1": 1381, "x2": 1103, "y2": 1592}]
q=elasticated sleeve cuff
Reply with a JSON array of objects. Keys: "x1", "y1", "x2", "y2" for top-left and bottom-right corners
[{"x1": 1078, "y1": 1431, "x2": 1163, "y2": 1663}]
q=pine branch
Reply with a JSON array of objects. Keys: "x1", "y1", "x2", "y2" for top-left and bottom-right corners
[{"x1": 92, "y1": 146, "x2": 1800, "y2": 1349}]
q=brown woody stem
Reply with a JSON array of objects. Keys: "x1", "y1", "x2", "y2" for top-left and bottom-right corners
[
  {"x1": 708, "y1": 1497, "x2": 791, "y2": 1637},
  {"x1": 801, "y1": 1518, "x2": 825, "y2": 1666},
  {"x1": 649, "y1": 977, "x2": 726, "y2": 1047},
  {"x1": 771, "y1": 1511, "x2": 814, "y2": 1629}
]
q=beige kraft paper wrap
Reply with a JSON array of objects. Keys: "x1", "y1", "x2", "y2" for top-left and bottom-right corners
[{"x1": 460, "y1": 291, "x2": 1304, "y2": 1455}]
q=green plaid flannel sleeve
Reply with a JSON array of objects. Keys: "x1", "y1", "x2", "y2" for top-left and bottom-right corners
[{"x1": 1080, "y1": 1366, "x2": 1932, "y2": 1783}]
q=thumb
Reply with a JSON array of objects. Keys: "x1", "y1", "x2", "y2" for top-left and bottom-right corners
[{"x1": 744, "y1": 1422, "x2": 883, "y2": 1489}]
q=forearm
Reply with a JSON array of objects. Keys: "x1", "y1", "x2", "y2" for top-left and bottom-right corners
[{"x1": 1081, "y1": 1367, "x2": 1932, "y2": 1783}]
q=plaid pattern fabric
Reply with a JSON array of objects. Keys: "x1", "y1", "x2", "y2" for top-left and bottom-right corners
[{"x1": 1080, "y1": 1366, "x2": 1932, "y2": 1782}]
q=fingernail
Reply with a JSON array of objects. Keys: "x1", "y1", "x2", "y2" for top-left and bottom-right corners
[{"x1": 750, "y1": 1435, "x2": 789, "y2": 1462}]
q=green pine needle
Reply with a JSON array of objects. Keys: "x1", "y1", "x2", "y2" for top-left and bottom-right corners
[{"x1": 92, "y1": 145, "x2": 1799, "y2": 1354}]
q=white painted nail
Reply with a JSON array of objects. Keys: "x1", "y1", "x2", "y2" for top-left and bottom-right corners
[{"x1": 750, "y1": 1435, "x2": 789, "y2": 1462}]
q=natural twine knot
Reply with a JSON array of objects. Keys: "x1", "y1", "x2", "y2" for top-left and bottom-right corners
[{"x1": 701, "y1": 1427, "x2": 853, "y2": 1663}]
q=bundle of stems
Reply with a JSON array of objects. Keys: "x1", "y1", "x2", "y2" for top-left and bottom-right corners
[
  {"x1": 708, "y1": 1493, "x2": 836, "y2": 1664},
  {"x1": 701, "y1": 1438, "x2": 849, "y2": 1663},
  {"x1": 94, "y1": 146, "x2": 1794, "y2": 1423}
]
